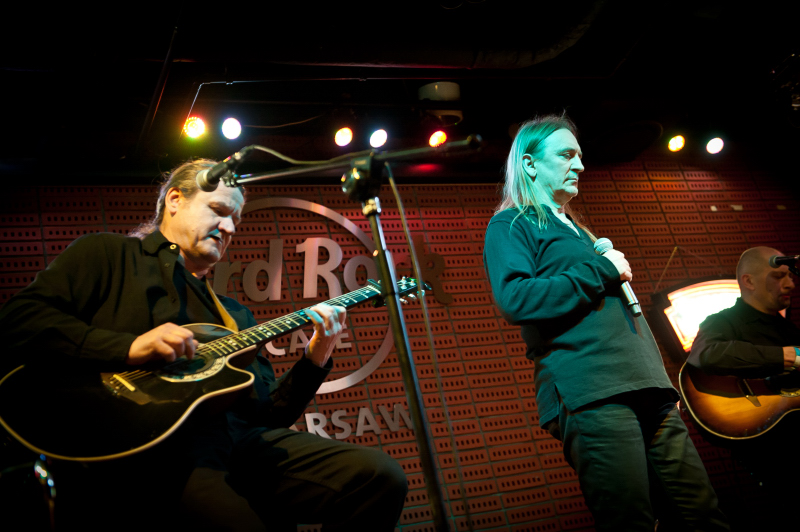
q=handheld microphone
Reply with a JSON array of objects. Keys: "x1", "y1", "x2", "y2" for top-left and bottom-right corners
[
  {"x1": 769, "y1": 255, "x2": 800, "y2": 268},
  {"x1": 196, "y1": 146, "x2": 255, "y2": 192},
  {"x1": 593, "y1": 237, "x2": 642, "y2": 316}
]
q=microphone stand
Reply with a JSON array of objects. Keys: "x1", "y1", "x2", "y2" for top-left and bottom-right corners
[{"x1": 229, "y1": 136, "x2": 483, "y2": 532}]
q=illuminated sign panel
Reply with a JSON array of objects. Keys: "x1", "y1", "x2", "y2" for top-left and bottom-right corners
[{"x1": 662, "y1": 279, "x2": 740, "y2": 352}]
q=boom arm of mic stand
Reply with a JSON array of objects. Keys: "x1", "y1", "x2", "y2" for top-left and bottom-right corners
[{"x1": 228, "y1": 135, "x2": 484, "y2": 187}]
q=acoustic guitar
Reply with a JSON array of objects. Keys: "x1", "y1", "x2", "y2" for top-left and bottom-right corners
[
  {"x1": 0, "y1": 278, "x2": 424, "y2": 461},
  {"x1": 679, "y1": 361, "x2": 800, "y2": 440}
]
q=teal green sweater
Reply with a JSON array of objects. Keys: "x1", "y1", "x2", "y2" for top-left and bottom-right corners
[{"x1": 483, "y1": 208, "x2": 676, "y2": 426}]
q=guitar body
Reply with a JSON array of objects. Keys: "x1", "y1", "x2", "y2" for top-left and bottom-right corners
[
  {"x1": 679, "y1": 362, "x2": 800, "y2": 440},
  {"x1": 0, "y1": 324, "x2": 255, "y2": 461}
]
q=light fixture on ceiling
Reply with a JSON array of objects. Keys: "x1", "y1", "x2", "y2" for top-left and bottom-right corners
[
  {"x1": 335, "y1": 127, "x2": 353, "y2": 147},
  {"x1": 369, "y1": 129, "x2": 388, "y2": 148},
  {"x1": 429, "y1": 130, "x2": 447, "y2": 147},
  {"x1": 183, "y1": 116, "x2": 206, "y2": 138},
  {"x1": 221, "y1": 118, "x2": 242, "y2": 140},
  {"x1": 706, "y1": 137, "x2": 724, "y2": 154},
  {"x1": 668, "y1": 135, "x2": 685, "y2": 152}
]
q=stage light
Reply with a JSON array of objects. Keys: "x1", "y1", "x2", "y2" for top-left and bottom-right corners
[
  {"x1": 370, "y1": 129, "x2": 387, "y2": 148},
  {"x1": 668, "y1": 135, "x2": 685, "y2": 152},
  {"x1": 183, "y1": 116, "x2": 206, "y2": 138},
  {"x1": 335, "y1": 127, "x2": 353, "y2": 147},
  {"x1": 429, "y1": 131, "x2": 447, "y2": 147},
  {"x1": 221, "y1": 118, "x2": 242, "y2": 140},
  {"x1": 706, "y1": 137, "x2": 724, "y2": 154}
]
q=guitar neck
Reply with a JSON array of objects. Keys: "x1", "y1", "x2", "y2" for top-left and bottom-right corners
[{"x1": 199, "y1": 280, "x2": 401, "y2": 358}]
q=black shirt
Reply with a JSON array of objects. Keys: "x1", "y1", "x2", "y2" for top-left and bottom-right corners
[
  {"x1": 688, "y1": 298, "x2": 799, "y2": 378},
  {"x1": 0, "y1": 230, "x2": 329, "y2": 431},
  {"x1": 483, "y1": 208, "x2": 676, "y2": 426}
]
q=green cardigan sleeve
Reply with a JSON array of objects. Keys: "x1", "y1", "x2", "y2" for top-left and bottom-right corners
[{"x1": 483, "y1": 215, "x2": 620, "y2": 324}]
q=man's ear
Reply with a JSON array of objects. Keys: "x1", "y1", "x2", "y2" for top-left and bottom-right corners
[
  {"x1": 521, "y1": 154, "x2": 536, "y2": 179},
  {"x1": 740, "y1": 273, "x2": 755, "y2": 292},
  {"x1": 164, "y1": 187, "x2": 184, "y2": 217}
]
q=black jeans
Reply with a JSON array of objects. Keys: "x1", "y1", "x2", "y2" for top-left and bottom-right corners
[
  {"x1": 49, "y1": 425, "x2": 406, "y2": 531},
  {"x1": 549, "y1": 389, "x2": 730, "y2": 531},
  {"x1": 179, "y1": 427, "x2": 408, "y2": 531}
]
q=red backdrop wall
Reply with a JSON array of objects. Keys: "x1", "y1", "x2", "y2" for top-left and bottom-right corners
[{"x1": 2, "y1": 153, "x2": 798, "y2": 531}]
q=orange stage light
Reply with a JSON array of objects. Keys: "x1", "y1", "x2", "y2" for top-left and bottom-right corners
[
  {"x1": 183, "y1": 116, "x2": 206, "y2": 138},
  {"x1": 668, "y1": 135, "x2": 685, "y2": 152},
  {"x1": 335, "y1": 127, "x2": 353, "y2": 147}
]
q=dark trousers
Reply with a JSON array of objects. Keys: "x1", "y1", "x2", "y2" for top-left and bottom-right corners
[
  {"x1": 550, "y1": 389, "x2": 730, "y2": 532},
  {"x1": 179, "y1": 427, "x2": 408, "y2": 531},
  {"x1": 49, "y1": 426, "x2": 406, "y2": 531}
]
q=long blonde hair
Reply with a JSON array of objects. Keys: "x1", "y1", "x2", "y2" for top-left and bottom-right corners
[{"x1": 497, "y1": 114, "x2": 593, "y2": 238}]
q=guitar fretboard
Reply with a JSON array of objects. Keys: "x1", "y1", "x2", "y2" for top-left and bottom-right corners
[{"x1": 197, "y1": 279, "x2": 416, "y2": 359}]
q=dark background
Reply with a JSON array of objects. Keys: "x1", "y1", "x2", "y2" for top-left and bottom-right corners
[{"x1": 2, "y1": 0, "x2": 798, "y2": 184}]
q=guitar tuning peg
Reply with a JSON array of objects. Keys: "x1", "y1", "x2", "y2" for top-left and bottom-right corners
[
  {"x1": 407, "y1": 293, "x2": 417, "y2": 300},
  {"x1": 399, "y1": 298, "x2": 408, "y2": 304}
]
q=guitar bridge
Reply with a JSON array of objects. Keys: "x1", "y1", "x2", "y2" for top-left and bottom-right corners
[{"x1": 101, "y1": 371, "x2": 152, "y2": 405}]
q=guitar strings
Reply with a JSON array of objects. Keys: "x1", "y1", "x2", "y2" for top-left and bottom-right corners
[{"x1": 196, "y1": 284, "x2": 385, "y2": 360}]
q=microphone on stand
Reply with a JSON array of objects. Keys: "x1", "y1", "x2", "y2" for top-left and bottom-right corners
[
  {"x1": 196, "y1": 146, "x2": 255, "y2": 192},
  {"x1": 593, "y1": 237, "x2": 642, "y2": 316},
  {"x1": 769, "y1": 255, "x2": 800, "y2": 268}
]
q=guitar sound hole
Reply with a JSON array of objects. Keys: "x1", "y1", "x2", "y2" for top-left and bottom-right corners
[{"x1": 160, "y1": 353, "x2": 216, "y2": 376}]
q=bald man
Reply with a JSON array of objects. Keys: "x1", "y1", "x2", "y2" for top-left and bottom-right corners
[
  {"x1": 689, "y1": 246, "x2": 800, "y2": 376},
  {"x1": 688, "y1": 246, "x2": 800, "y2": 525}
]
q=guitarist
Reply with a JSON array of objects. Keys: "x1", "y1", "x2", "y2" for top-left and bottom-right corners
[
  {"x1": 687, "y1": 246, "x2": 800, "y2": 524},
  {"x1": 0, "y1": 159, "x2": 408, "y2": 531}
]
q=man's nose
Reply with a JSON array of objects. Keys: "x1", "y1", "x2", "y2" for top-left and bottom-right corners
[
  {"x1": 219, "y1": 217, "x2": 236, "y2": 234},
  {"x1": 572, "y1": 157, "x2": 584, "y2": 172}
]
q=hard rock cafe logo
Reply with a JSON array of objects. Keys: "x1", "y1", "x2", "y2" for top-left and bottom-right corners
[
  {"x1": 210, "y1": 197, "x2": 452, "y2": 438},
  {"x1": 211, "y1": 198, "x2": 451, "y2": 438}
]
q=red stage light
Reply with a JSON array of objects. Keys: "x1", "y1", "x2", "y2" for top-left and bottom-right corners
[{"x1": 429, "y1": 131, "x2": 447, "y2": 147}]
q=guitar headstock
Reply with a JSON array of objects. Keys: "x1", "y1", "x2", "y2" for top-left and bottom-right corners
[{"x1": 367, "y1": 277, "x2": 431, "y2": 307}]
